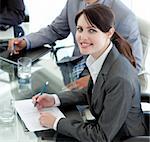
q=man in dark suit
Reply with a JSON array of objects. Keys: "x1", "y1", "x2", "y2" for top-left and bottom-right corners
[{"x1": 0, "y1": 0, "x2": 25, "y2": 37}]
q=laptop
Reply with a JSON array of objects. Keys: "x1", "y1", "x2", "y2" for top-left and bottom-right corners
[{"x1": 0, "y1": 45, "x2": 51, "y2": 65}]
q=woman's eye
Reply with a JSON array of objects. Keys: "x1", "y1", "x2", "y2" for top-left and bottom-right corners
[
  {"x1": 89, "y1": 29, "x2": 97, "y2": 33},
  {"x1": 77, "y1": 27, "x2": 83, "y2": 32}
]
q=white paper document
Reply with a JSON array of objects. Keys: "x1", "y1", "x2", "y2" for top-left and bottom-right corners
[{"x1": 15, "y1": 99, "x2": 65, "y2": 132}]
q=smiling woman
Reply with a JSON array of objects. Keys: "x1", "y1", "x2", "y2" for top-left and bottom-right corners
[
  {"x1": 31, "y1": 4, "x2": 147, "y2": 142},
  {"x1": 75, "y1": 13, "x2": 114, "y2": 59}
]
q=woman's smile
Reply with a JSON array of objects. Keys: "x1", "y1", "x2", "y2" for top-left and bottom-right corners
[{"x1": 79, "y1": 42, "x2": 93, "y2": 49}]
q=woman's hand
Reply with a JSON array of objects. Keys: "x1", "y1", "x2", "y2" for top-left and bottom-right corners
[
  {"x1": 39, "y1": 112, "x2": 56, "y2": 128},
  {"x1": 32, "y1": 93, "x2": 55, "y2": 110},
  {"x1": 8, "y1": 38, "x2": 27, "y2": 55}
]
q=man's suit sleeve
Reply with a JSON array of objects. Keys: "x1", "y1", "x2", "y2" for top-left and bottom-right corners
[
  {"x1": 116, "y1": 13, "x2": 143, "y2": 72},
  {"x1": 111, "y1": 0, "x2": 143, "y2": 72},
  {"x1": 25, "y1": 0, "x2": 70, "y2": 48}
]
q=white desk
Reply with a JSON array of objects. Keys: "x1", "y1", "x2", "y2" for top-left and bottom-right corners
[
  {"x1": 0, "y1": 57, "x2": 66, "y2": 142},
  {"x1": 0, "y1": 23, "x2": 69, "y2": 141}
]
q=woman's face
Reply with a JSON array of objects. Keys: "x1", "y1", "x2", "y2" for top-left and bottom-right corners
[{"x1": 76, "y1": 14, "x2": 112, "y2": 59}]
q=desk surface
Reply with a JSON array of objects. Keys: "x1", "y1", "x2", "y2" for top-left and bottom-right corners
[{"x1": 0, "y1": 57, "x2": 79, "y2": 142}]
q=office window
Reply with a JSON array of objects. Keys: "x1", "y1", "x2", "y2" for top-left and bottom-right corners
[
  {"x1": 121, "y1": 0, "x2": 150, "y2": 21},
  {"x1": 25, "y1": 0, "x2": 67, "y2": 32}
]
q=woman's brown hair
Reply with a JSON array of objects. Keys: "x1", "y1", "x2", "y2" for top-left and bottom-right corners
[{"x1": 75, "y1": 4, "x2": 136, "y2": 68}]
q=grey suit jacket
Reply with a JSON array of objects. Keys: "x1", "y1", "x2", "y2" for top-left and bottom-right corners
[
  {"x1": 56, "y1": 46, "x2": 146, "y2": 142},
  {"x1": 26, "y1": 0, "x2": 143, "y2": 72}
]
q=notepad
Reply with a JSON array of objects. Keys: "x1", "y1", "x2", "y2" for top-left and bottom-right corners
[{"x1": 15, "y1": 99, "x2": 65, "y2": 132}]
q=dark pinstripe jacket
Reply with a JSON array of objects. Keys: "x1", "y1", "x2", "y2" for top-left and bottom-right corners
[
  {"x1": 57, "y1": 46, "x2": 146, "y2": 142},
  {"x1": 0, "y1": 0, "x2": 25, "y2": 25}
]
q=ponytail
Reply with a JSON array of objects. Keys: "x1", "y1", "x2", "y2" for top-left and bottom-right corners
[{"x1": 112, "y1": 32, "x2": 136, "y2": 68}]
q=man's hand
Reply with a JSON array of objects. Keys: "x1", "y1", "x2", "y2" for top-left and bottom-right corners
[{"x1": 8, "y1": 38, "x2": 27, "y2": 55}]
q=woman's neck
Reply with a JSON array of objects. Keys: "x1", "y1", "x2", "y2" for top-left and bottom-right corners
[{"x1": 92, "y1": 41, "x2": 111, "y2": 60}]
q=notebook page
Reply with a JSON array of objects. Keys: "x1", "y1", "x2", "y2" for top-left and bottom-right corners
[{"x1": 15, "y1": 99, "x2": 65, "y2": 132}]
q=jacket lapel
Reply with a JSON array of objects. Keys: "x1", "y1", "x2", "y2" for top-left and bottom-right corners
[
  {"x1": 90, "y1": 46, "x2": 120, "y2": 113},
  {"x1": 87, "y1": 76, "x2": 93, "y2": 106}
]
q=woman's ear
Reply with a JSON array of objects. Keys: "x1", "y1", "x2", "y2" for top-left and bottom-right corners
[{"x1": 107, "y1": 27, "x2": 115, "y2": 38}]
